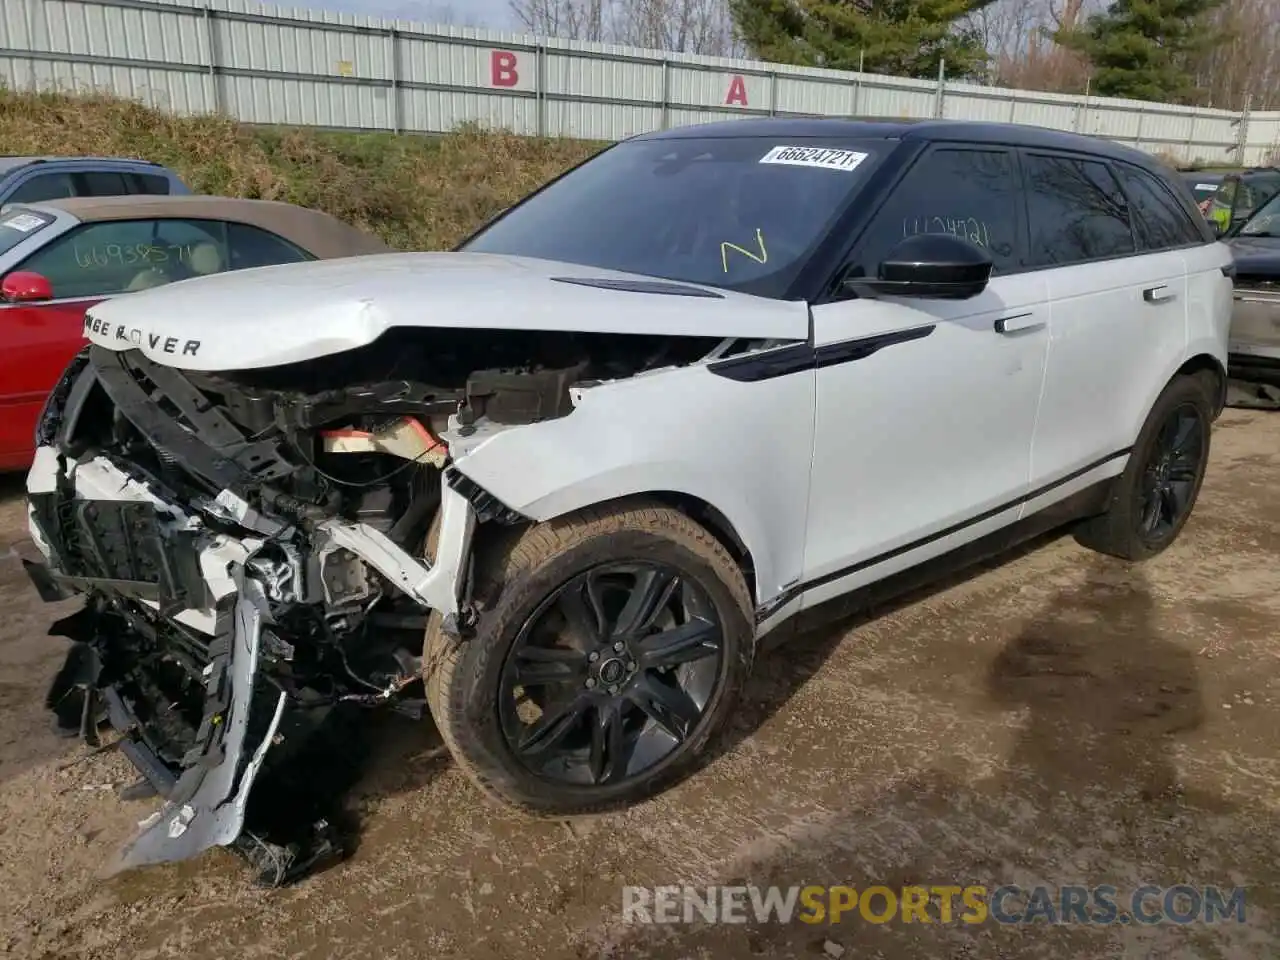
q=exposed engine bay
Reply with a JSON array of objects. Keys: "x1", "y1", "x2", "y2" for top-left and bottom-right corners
[{"x1": 24, "y1": 327, "x2": 732, "y2": 884}]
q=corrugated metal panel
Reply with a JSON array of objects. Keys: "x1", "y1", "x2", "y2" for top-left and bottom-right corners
[
  {"x1": 3, "y1": 0, "x2": 1275, "y2": 160},
  {"x1": 219, "y1": 74, "x2": 390, "y2": 126},
  {"x1": 544, "y1": 100, "x2": 659, "y2": 141},
  {"x1": 857, "y1": 81, "x2": 936, "y2": 120},
  {"x1": 776, "y1": 75, "x2": 856, "y2": 117},
  {"x1": 38, "y1": 0, "x2": 206, "y2": 65},
  {"x1": 544, "y1": 52, "x2": 661, "y2": 104},
  {"x1": 0, "y1": 54, "x2": 213, "y2": 113},
  {"x1": 399, "y1": 89, "x2": 535, "y2": 135}
]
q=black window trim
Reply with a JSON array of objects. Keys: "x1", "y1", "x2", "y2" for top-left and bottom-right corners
[
  {"x1": 1017, "y1": 147, "x2": 1155, "y2": 271},
  {"x1": 813, "y1": 140, "x2": 1032, "y2": 304},
  {"x1": 1110, "y1": 159, "x2": 1209, "y2": 254}
]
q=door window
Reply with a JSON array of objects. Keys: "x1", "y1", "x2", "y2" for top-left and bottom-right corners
[
  {"x1": 1023, "y1": 153, "x2": 1134, "y2": 266},
  {"x1": 16, "y1": 218, "x2": 231, "y2": 300},
  {"x1": 226, "y1": 222, "x2": 313, "y2": 270},
  {"x1": 1114, "y1": 163, "x2": 1204, "y2": 250},
  {"x1": 7, "y1": 173, "x2": 76, "y2": 204},
  {"x1": 844, "y1": 146, "x2": 1022, "y2": 279}
]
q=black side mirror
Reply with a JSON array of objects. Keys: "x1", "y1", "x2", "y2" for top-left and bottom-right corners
[{"x1": 843, "y1": 234, "x2": 993, "y2": 300}]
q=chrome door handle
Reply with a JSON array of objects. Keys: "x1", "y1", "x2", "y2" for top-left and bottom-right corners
[
  {"x1": 1143, "y1": 285, "x2": 1175, "y2": 303},
  {"x1": 994, "y1": 312, "x2": 1044, "y2": 334}
]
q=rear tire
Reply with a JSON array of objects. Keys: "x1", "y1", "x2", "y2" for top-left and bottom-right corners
[
  {"x1": 422, "y1": 500, "x2": 754, "y2": 815},
  {"x1": 1074, "y1": 373, "x2": 1214, "y2": 561}
]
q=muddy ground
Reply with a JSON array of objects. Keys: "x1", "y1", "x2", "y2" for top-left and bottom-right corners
[{"x1": 1, "y1": 410, "x2": 1278, "y2": 959}]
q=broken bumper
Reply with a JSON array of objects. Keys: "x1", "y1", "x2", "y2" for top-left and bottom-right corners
[{"x1": 24, "y1": 443, "x2": 476, "y2": 871}]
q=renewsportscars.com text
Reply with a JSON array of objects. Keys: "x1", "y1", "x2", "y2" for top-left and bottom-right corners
[{"x1": 621, "y1": 884, "x2": 1247, "y2": 925}]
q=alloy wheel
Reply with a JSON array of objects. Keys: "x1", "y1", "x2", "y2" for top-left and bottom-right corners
[
  {"x1": 1135, "y1": 400, "x2": 1206, "y2": 544},
  {"x1": 498, "y1": 561, "x2": 725, "y2": 786}
]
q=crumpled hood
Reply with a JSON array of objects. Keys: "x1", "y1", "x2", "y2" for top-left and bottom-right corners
[{"x1": 80, "y1": 251, "x2": 810, "y2": 370}]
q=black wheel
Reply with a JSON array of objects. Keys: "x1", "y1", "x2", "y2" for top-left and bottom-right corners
[
  {"x1": 1074, "y1": 374, "x2": 1214, "y2": 561},
  {"x1": 423, "y1": 501, "x2": 754, "y2": 814}
]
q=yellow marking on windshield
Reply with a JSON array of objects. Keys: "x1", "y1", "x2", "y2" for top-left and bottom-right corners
[{"x1": 721, "y1": 229, "x2": 768, "y2": 273}]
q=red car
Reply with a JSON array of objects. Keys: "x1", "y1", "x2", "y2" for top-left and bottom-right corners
[{"x1": 0, "y1": 195, "x2": 390, "y2": 470}]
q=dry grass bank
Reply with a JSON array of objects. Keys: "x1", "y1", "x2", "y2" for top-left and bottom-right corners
[{"x1": 0, "y1": 88, "x2": 605, "y2": 249}]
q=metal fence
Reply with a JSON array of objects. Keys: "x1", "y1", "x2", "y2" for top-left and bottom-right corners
[{"x1": 4, "y1": 0, "x2": 1280, "y2": 166}]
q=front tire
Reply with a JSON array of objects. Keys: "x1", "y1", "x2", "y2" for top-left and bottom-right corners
[
  {"x1": 423, "y1": 500, "x2": 754, "y2": 815},
  {"x1": 1074, "y1": 373, "x2": 1214, "y2": 561}
]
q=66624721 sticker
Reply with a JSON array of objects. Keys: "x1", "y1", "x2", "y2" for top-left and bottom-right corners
[{"x1": 758, "y1": 145, "x2": 869, "y2": 172}]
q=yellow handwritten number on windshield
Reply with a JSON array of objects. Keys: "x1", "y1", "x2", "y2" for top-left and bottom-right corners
[{"x1": 721, "y1": 229, "x2": 768, "y2": 273}]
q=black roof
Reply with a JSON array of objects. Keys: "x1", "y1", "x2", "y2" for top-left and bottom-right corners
[{"x1": 635, "y1": 117, "x2": 1163, "y2": 169}]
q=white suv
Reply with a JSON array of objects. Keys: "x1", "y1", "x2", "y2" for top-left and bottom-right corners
[{"x1": 23, "y1": 118, "x2": 1233, "y2": 882}]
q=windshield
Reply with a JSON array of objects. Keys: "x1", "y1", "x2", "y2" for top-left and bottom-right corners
[
  {"x1": 1237, "y1": 190, "x2": 1280, "y2": 237},
  {"x1": 0, "y1": 206, "x2": 54, "y2": 258},
  {"x1": 461, "y1": 137, "x2": 884, "y2": 298}
]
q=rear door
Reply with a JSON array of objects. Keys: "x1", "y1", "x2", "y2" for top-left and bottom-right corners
[{"x1": 1024, "y1": 150, "x2": 1188, "y2": 489}]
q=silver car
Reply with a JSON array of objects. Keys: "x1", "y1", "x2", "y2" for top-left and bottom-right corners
[{"x1": 1226, "y1": 191, "x2": 1280, "y2": 381}]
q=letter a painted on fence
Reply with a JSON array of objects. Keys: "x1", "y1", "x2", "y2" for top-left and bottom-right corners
[
  {"x1": 725, "y1": 74, "x2": 748, "y2": 106},
  {"x1": 491, "y1": 50, "x2": 519, "y2": 87}
]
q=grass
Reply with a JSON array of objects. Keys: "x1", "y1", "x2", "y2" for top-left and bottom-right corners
[{"x1": 0, "y1": 88, "x2": 607, "y2": 250}]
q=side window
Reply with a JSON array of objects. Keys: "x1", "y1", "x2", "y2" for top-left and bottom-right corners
[
  {"x1": 7, "y1": 173, "x2": 76, "y2": 204},
  {"x1": 1233, "y1": 175, "x2": 1280, "y2": 224},
  {"x1": 126, "y1": 173, "x2": 172, "y2": 195},
  {"x1": 226, "y1": 222, "x2": 314, "y2": 270},
  {"x1": 1114, "y1": 164, "x2": 1203, "y2": 250},
  {"x1": 16, "y1": 218, "x2": 230, "y2": 300},
  {"x1": 1023, "y1": 154, "x2": 1134, "y2": 266},
  {"x1": 846, "y1": 147, "x2": 1021, "y2": 277},
  {"x1": 74, "y1": 171, "x2": 130, "y2": 197}
]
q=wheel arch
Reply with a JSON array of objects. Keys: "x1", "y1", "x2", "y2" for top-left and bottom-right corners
[
  {"x1": 521, "y1": 488, "x2": 761, "y2": 608},
  {"x1": 1174, "y1": 352, "x2": 1228, "y2": 417},
  {"x1": 461, "y1": 463, "x2": 782, "y2": 610}
]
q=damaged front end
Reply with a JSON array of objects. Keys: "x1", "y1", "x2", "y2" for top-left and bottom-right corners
[{"x1": 24, "y1": 327, "x2": 719, "y2": 882}]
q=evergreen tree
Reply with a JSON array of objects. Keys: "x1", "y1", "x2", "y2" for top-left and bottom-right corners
[
  {"x1": 1055, "y1": 0, "x2": 1224, "y2": 103},
  {"x1": 728, "y1": 0, "x2": 994, "y2": 81}
]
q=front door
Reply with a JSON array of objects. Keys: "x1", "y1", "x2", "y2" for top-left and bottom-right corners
[{"x1": 800, "y1": 145, "x2": 1049, "y2": 609}]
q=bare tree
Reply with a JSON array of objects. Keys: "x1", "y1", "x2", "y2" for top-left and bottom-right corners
[
  {"x1": 964, "y1": 0, "x2": 1093, "y2": 93},
  {"x1": 1187, "y1": 0, "x2": 1280, "y2": 109},
  {"x1": 509, "y1": 0, "x2": 738, "y2": 54},
  {"x1": 509, "y1": 0, "x2": 612, "y2": 42}
]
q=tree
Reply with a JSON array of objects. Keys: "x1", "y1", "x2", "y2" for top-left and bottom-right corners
[
  {"x1": 1055, "y1": 0, "x2": 1225, "y2": 103},
  {"x1": 727, "y1": 0, "x2": 996, "y2": 80}
]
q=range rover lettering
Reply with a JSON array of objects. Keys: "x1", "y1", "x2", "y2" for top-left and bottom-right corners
[{"x1": 22, "y1": 119, "x2": 1234, "y2": 881}]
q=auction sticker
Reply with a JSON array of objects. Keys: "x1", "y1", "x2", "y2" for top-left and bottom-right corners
[
  {"x1": 759, "y1": 145, "x2": 868, "y2": 172},
  {"x1": 2, "y1": 212, "x2": 46, "y2": 232}
]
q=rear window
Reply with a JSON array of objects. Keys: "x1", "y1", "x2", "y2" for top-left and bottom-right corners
[
  {"x1": 461, "y1": 137, "x2": 883, "y2": 298},
  {"x1": 0, "y1": 207, "x2": 54, "y2": 257}
]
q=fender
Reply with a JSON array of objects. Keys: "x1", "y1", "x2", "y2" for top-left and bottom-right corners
[
  {"x1": 447, "y1": 359, "x2": 817, "y2": 608},
  {"x1": 1133, "y1": 339, "x2": 1228, "y2": 440}
]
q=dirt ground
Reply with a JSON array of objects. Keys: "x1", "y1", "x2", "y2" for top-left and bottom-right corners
[{"x1": 1, "y1": 410, "x2": 1279, "y2": 960}]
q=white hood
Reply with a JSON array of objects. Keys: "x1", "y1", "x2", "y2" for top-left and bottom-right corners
[{"x1": 80, "y1": 252, "x2": 810, "y2": 370}]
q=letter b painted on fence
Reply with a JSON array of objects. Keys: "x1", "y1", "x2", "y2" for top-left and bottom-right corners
[{"x1": 491, "y1": 50, "x2": 520, "y2": 87}]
